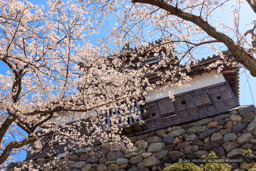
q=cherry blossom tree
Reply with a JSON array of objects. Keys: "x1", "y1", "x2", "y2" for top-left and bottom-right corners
[
  {"x1": 1, "y1": 0, "x2": 255, "y2": 168},
  {"x1": 129, "y1": 0, "x2": 256, "y2": 76},
  {"x1": 0, "y1": 0, "x2": 190, "y2": 167},
  {"x1": 78, "y1": 0, "x2": 255, "y2": 75}
]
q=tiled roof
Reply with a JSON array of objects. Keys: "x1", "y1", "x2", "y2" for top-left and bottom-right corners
[
  {"x1": 144, "y1": 51, "x2": 240, "y2": 101},
  {"x1": 189, "y1": 52, "x2": 239, "y2": 101}
]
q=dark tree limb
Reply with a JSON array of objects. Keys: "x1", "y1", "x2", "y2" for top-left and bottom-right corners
[
  {"x1": 0, "y1": 116, "x2": 16, "y2": 146},
  {"x1": 246, "y1": 0, "x2": 256, "y2": 13},
  {"x1": 132, "y1": 0, "x2": 256, "y2": 76},
  {"x1": 0, "y1": 136, "x2": 37, "y2": 165}
]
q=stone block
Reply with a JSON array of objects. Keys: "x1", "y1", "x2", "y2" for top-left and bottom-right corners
[
  {"x1": 230, "y1": 114, "x2": 242, "y2": 122},
  {"x1": 223, "y1": 133, "x2": 237, "y2": 142},
  {"x1": 185, "y1": 134, "x2": 197, "y2": 141},
  {"x1": 238, "y1": 105, "x2": 255, "y2": 115},
  {"x1": 168, "y1": 151, "x2": 185, "y2": 159},
  {"x1": 237, "y1": 133, "x2": 253, "y2": 145},
  {"x1": 142, "y1": 156, "x2": 160, "y2": 167},
  {"x1": 187, "y1": 126, "x2": 206, "y2": 134},
  {"x1": 155, "y1": 149, "x2": 168, "y2": 159},
  {"x1": 227, "y1": 149, "x2": 245, "y2": 158},
  {"x1": 207, "y1": 122, "x2": 219, "y2": 128},
  {"x1": 193, "y1": 118, "x2": 211, "y2": 126},
  {"x1": 116, "y1": 158, "x2": 128, "y2": 165},
  {"x1": 129, "y1": 155, "x2": 143, "y2": 164},
  {"x1": 194, "y1": 151, "x2": 208, "y2": 158},
  {"x1": 163, "y1": 137, "x2": 174, "y2": 144},
  {"x1": 106, "y1": 151, "x2": 123, "y2": 161},
  {"x1": 148, "y1": 136, "x2": 162, "y2": 143},
  {"x1": 168, "y1": 129, "x2": 186, "y2": 137},
  {"x1": 210, "y1": 132, "x2": 223, "y2": 141},
  {"x1": 214, "y1": 114, "x2": 230, "y2": 122},
  {"x1": 72, "y1": 161, "x2": 86, "y2": 169},
  {"x1": 148, "y1": 142, "x2": 165, "y2": 153},
  {"x1": 247, "y1": 118, "x2": 256, "y2": 132},
  {"x1": 199, "y1": 128, "x2": 217, "y2": 140}
]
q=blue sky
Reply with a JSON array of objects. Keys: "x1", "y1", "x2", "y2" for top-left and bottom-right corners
[
  {"x1": 230, "y1": 1, "x2": 256, "y2": 106},
  {"x1": 0, "y1": 0, "x2": 255, "y2": 164},
  {"x1": 18, "y1": 0, "x2": 256, "y2": 106}
]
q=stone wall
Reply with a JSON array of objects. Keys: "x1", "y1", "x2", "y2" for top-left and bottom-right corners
[{"x1": 8, "y1": 105, "x2": 256, "y2": 171}]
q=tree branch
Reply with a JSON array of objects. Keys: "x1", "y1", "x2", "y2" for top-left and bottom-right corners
[
  {"x1": 132, "y1": 0, "x2": 256, "y2": 76},
  {"x1": 0, "y1": 116, "x2": 16, "y2": 146},
  {"x1": 246, "y1": 0, "x2": 256, "y2": 13},
  {"x1": 0, "y1": 136, "x2": 37, "y2": 165}
]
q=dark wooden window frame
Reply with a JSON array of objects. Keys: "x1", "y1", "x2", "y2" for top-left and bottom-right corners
[{"x1": 140, "y1": 81, "x2": 239, "y2": 131}]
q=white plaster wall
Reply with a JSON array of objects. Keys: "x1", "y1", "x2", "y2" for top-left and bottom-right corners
[
  {"x1": 36, "y1": 112, "x2": 94, "y2": 131},
  {"x1": 43, "y1": 71, "x2": 225, "y2": 127},
  {"x1": 146, "y1": 70, "x2": 226, "y2": 102},
  {"x1": 50, "y1": 111, "x2": 95, "y2": 124}
]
